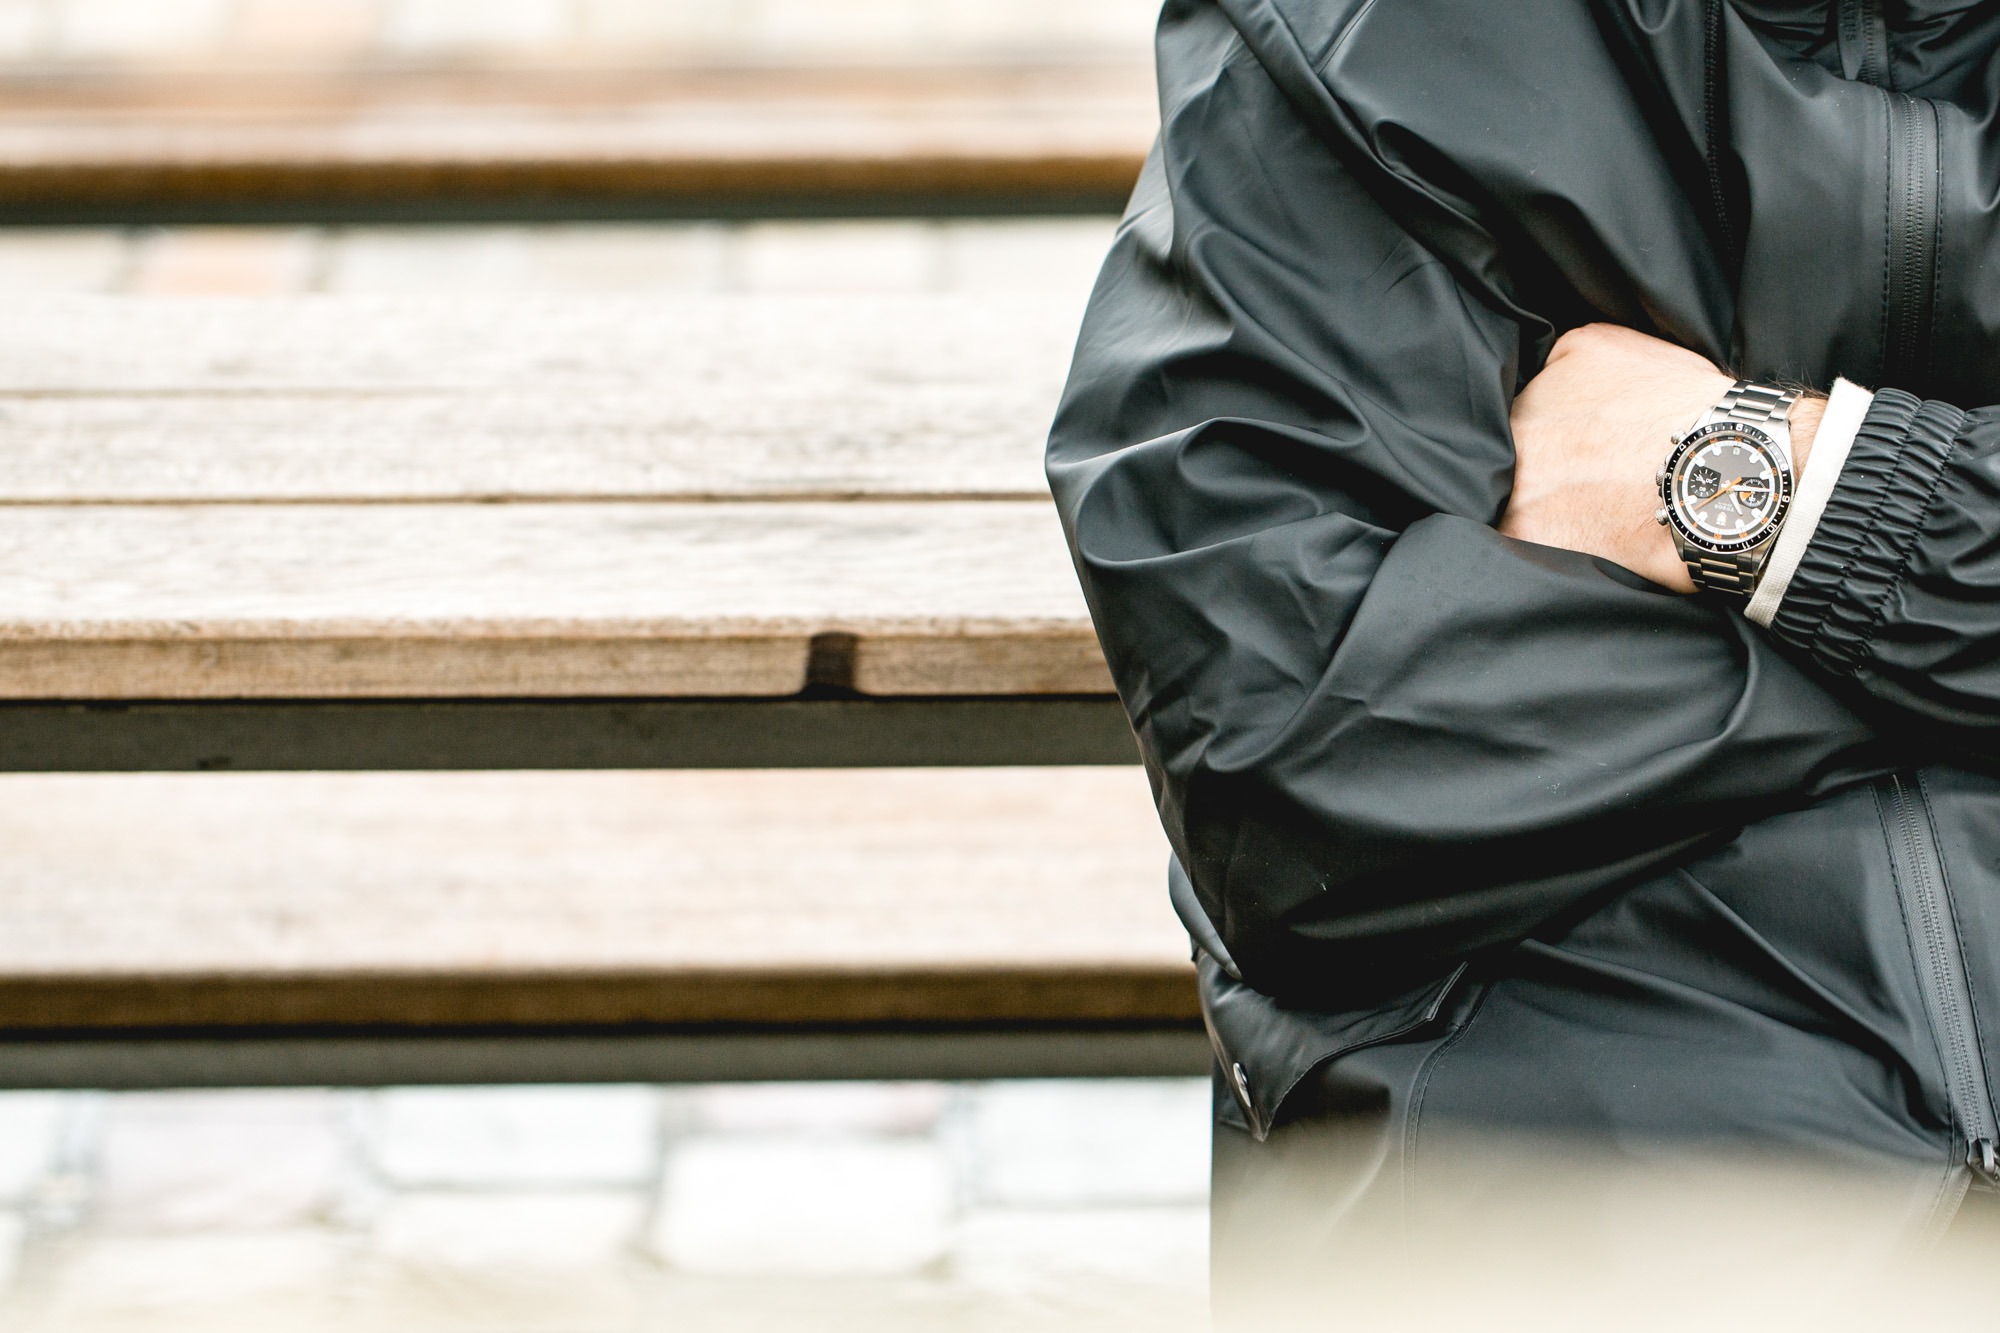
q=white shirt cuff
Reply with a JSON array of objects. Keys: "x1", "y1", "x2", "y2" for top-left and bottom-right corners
[{"x1": 1744, "y1": 377, "x2": 1873, "y2": 627}]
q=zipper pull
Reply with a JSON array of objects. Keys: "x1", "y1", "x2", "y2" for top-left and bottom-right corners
[{"x1": 1972, "y1": 1138, "x2": 2000, "y2": 1188}]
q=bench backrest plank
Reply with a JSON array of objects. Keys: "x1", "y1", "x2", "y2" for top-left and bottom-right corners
[
  {"x1": 0, "y1": 66, "x2": 1153, "y2": 217},
  {"x1": 0, "y1": 0, "x2": 1159, "y2": 217}
]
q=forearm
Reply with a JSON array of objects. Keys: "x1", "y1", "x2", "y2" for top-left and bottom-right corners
[
  {"x1": 1138, "y1": 513, "x2": 1881, "y2": 1002},
  {"x1": 1518, "y1": 345, "x2": 2000, "y2": 747},
  {"x1": 1785, "y1": 393, "x2": 1828, "y2": 477}
]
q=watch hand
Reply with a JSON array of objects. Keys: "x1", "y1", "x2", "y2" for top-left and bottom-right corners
[{"x1": 1717, "y1": 478, "x2": 1769, "y2": 504}]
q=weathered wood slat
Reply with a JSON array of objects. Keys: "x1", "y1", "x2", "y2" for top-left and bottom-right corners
[
  {"x1": 0, "y1": 768, "x2": 1188, "y2": 1030},
  {"x1": 0, "y1": 295, "x2": 1073, "y2": 502},
  {"x1": 0, "y1": 66, "x2": 1153, "y2": 217},
  {"x1": 0, "y1": 500, "x2": 1103, "y2": 697}
]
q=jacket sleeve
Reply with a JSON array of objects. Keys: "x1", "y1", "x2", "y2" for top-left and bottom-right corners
[
  {"x1": 1762, "y1": 388, "x2": 2000, "y2": 735},
  {"x1": 1046, "y1": 2, "x2": 1882, "y2": 1004}
]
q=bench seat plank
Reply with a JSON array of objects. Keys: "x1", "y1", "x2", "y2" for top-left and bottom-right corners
[
  {"x1": 0, "y1": 500, "x2": 1104, "y2": 697},
  {"x1": 0, "y1": 295, "x2": 1077, "y2": 503},
  {"x1": 0, "y1": 768, "x2": 1189, "y2": 1030}
]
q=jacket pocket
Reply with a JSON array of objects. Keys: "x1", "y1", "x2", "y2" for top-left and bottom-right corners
[
  {"x1": 1199, "y1": 952, "x2": 1466, "y2": 1141},
  {"x1": 1876, "y1": 773, "x2": 2000, "y2": 1231}
]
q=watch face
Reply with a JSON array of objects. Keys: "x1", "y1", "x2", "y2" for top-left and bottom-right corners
[{"x1": 1664, "y1": 425, "x2": 1790, "y2": 552}]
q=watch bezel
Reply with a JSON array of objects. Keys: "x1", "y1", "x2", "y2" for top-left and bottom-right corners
[{"x1": 1661, "y1": 422, "x2": 1792, "y2": 555}]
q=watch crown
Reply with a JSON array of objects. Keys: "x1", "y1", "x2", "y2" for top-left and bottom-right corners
[{"x1": 1654, "y1": 507, "x2": 1670, "y2": 526}]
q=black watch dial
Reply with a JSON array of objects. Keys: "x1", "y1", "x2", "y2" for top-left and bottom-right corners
[{"x1": 1666, "y1": 427, "x2": 1789, "y2": 551}]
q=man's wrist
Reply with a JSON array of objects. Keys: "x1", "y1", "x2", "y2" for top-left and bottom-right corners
[
  {"x1": 1658, "y1": 382, "x2": 1826, "y2": 598},
  {"x1": 1788, "y1": 393, "x2": 1826, "y2": 476}
]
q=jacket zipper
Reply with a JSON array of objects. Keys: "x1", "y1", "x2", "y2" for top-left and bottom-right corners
[
  {"x1": 1836, "y1": 0, "x2": 1891, "y2": 87},
  {"x1": 1880, "y1": 90, "x2": 1939, "y2": 386},
  {"x1": 1701, "y1": 0, "x2": 1739, "y2": 272},
  {"x1": 1876, "y1": 776, "x2": 2000, "y2": 1210}
]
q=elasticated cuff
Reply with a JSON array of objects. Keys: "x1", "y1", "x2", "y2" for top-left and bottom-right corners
[{"x1": 1765, "y1": 388, "x2": 1964, "y2": 675}]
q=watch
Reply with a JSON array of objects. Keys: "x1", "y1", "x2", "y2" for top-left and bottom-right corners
[{"x1": 1654, "y1": 379, "x2": 1800, "y2": 599}]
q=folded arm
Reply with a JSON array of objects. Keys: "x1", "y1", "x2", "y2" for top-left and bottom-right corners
[
  {"x1": 1046, "y1": 7, "x2": 1880, "y2": 1004},
  {"x1": 1507, "y1": 310, "x2": 2000, "y2": 749}
]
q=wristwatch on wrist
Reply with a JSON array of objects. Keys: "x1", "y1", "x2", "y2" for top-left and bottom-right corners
[{"x1": 1654, "y1": 378, "x2": 1799, "y2": 599}]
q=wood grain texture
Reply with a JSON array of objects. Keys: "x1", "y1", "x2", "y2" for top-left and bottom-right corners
[
  {"x1": 0, "y1": 501, "x2": 1104, "y2": 697},
  {"x1": 0, "y1": 65, "x2": 1153, "y2": 211},
  {"x1": 0, "y1": 295, "x2": 1113, "y2": 697},
  {"x1": 0, "y1": 295, "x2": 1072, "y2": 502},
  {"x1": 0, "y1": 768, "x2": 1189, "y2": 1029}
]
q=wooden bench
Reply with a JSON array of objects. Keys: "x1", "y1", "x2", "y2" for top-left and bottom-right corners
[
  {"x1": 0, "y1": 10, "x2": 1155, "y2": 222},
  {"x1": 0, "y1": 291, "x2": 1200, "y2": 1088}
]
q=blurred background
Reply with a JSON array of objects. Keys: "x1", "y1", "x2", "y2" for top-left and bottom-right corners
[
  {"x1": 0, "y1": 3, "x2": 1205, "y2": 1331},
  {"x1": 0, "y1": 0, "x2": 1156, "y2": 297}
]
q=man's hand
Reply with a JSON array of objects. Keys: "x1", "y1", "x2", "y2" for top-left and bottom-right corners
[{"x1": 1499, "y1": 323, "x2": 1822, "y2": 593}]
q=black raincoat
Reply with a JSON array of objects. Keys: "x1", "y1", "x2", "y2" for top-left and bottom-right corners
[{"x1": 1048, "y1": 0, "x2": 2000, "y2": 1263}]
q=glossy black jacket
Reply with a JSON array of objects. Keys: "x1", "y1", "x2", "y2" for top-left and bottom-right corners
[{"x1": 1049, "y1": 0, "x2": 2000, "y2": 1238}]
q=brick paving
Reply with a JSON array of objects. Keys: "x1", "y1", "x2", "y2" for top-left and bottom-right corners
[{"x1": 0, "y1": 1080, "x2": 1210, "y2": 1331}]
